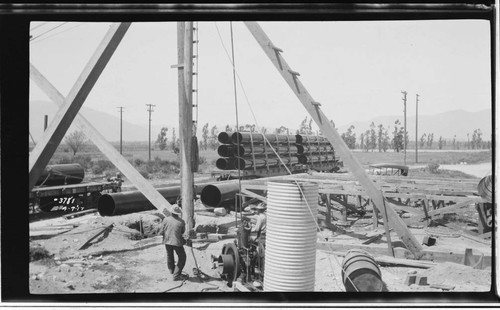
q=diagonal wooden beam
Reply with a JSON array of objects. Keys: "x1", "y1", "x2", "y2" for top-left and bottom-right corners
[
  {"x1": 29, "y1": 22, "x2": 130, "y2": 192},
  {"x1": 245, "y1": 21, "x2": 424, "y2": 258},
  {"x1": 30, "y1": 63, "x2": 173, "y2": 213}
]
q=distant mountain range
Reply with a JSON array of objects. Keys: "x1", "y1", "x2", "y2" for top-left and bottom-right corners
[
  {"x1": 29, "y1": 100, "x2": 162, "y2": 142},
  {"x1": 30, "y1": 100, "x2": 492, "y2": 142},
  {"x1": 337, "y1": 109, "x2": 492, "y2": 141}
]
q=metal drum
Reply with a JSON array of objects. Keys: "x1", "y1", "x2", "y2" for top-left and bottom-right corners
[
  {"x1": 263, "y1": 180, "x2": 318, "y2": 291},
  {"x1": 341, "y1": 249, "x2": 383, "y2": 292}
]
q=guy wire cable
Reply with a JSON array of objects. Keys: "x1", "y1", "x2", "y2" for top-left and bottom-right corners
[
  {"x1": 214, "y1": 22, "x2": 360, "y2": 291},
  {"x1": 226, "y1": 22, "x2": 243, "y2": 226},
  {"x1": 31, "y1": 23, "x2": 84, "y2": 45},
  {"x1": 30, "y1": 22, "x2": 68, "y2": 42}
]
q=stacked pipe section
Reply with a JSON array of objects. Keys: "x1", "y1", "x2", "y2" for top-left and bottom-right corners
[
  {"x1": 295, "y1": 134, "x2": 338, "y2": 170},
  {"x1": 216, "y1": 131, "x2": 339, "y2": 172},
  {"x1": 216, "y1": 131, "x2": 303, "y2": 171}
]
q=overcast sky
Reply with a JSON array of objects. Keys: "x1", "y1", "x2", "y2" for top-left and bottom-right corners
[{"x1": 29, "y1": 20, "x2": 491, "y2": 136}]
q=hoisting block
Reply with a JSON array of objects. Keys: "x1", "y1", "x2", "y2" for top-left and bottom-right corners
[{"x1": 270, "y1": 43, "x2": 283, "y2": 53}]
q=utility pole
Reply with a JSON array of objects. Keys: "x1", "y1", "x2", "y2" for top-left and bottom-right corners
[
  {"x1": 174, "y1": 22, "x2": 195, "y2": 237},
  {"x1": 44, "y1": 115, "x2": 48, "y2": 131},
  {"x1": 415, "y1": 94, "x2": 419, "y2": 163},
  {"x1": 146, "y1": 104, "x2": 155, "y2": 161},
  {"x1": 118, "y1": 106, "x2": 124, "y2": 154},
  {"x1": 401, "y1": 91, "x2": 407, "y2": 165}
]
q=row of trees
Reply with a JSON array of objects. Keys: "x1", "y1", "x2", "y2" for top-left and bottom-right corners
[{"x1": 151, "y1": 117, "x2": 491, "y2": 154}]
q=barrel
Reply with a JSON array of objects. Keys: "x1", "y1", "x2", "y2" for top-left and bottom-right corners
[
  {"x1": 478, "y1": 175, "x2": 493, "y2": 203},
  {"x1": 264, "y1": 181, "x2": 318, "y2": 291},
  {"x1": 341, "y1": 249, "x2": 383, "y2": 292}
]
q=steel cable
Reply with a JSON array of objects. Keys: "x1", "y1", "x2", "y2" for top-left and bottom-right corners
[{"x1": 30, "y1": 22, "x2": 68, "y2": 42}]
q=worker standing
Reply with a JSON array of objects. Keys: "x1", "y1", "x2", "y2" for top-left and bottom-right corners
[
  {"x1": 160, "y1": 206, "x2": 187, "y2": 281},
  {"x1": 252, "y1": 202, "x2": 267, "y2": 240}
]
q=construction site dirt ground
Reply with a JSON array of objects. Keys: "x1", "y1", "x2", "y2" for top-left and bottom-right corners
[{"x1": 29, "y1": 202, "x2": 493, "y2": 295}]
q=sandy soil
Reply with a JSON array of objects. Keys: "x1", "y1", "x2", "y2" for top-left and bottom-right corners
[
  {"x1": 29, "y1": 204, "x2": 492, "y2": 295},
  {"x1": 438, "y1": 163, "x2": 492, "y2": 178}
]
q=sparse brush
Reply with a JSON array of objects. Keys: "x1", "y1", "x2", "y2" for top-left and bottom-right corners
[{"x1": 29, "y1": 245, "x2": 52, "y2": 262}]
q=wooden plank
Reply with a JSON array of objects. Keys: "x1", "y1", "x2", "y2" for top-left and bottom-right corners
[
  {"x1": 427, "y1": 199, "x2": 475, "y2": 218},
  {"x1": 29, "y1": 23, "x2": 131, "y2": 192},
  {"x1": 246, "y1": 21, "x2": 424, "y2": 258},
  {"x1": 326, "y1": 250, "x2": 436, "y2": 268},
  {"x1": 240, "y1": 189, "x2": 268, "y2": 204},
  {"x1": 317, "y1": 241, "x2": 491, "y2": 268},
  {"x1": 30, "y1": 64, "x2": 174, "y2": 213},
  {"x1": 438, "y1": 221, "x2": 479, "y2": 237}
]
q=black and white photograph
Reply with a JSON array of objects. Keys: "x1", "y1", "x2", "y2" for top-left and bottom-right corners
[{"x1": 1, "y1": 2, "x2": 497, "y2": 307}]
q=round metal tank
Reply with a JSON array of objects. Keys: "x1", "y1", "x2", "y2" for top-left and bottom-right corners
[
  {"x1": 341, "y1": 249, "x2": 383, "y2": 292},
  {"x1": 478, "y1": 175, "x2": 493, "y2": 203},
  {"x1": 263, "y1": 180, "x2": 318, "y2": 291}
]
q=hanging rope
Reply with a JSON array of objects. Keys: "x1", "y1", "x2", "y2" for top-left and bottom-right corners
[{"x1": 213, "y1": 22, "x2": 360, "y2": 291}]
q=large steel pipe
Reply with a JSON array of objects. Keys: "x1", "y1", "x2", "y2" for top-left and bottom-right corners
[
  {"x1": 236, "y1": 144, "x2": 304, "y2": 156},
  {"x1": 35, "y1": 163, "x2": 85, "y2": 186},
  {"x1": 217, "y1": 145, "x2": 243, "y2": 157},
  {"x1": 218, "y1": 131, "x2": 234, "y2": 144},
  {"x1": 231, "y1": 132, "x2": 298, "y2": 144},
  {"x1": 98, "y1": 183, "x2": 207, "y2": 216},
  {"x1": 216, "y1": 157, "x2": 242, "y2": 170},
  {"x1": 305, "y1": 155, "x2": 336, "y2": 163},
  {"x1": 218, "y1": 144, "x2": 303, "y2": 157},
  {"x1": 302, "y1": 144, "x2": 334, "y2": 153},
  {"x1": 298, "y1": 135, "x2": 328, "y2": 144},
  {"x1": 200, "y1": 182, "x2": 241, "y2": 208},
  {"x1": 237, "y1": 156, "x2": 300, "y2": 170}
]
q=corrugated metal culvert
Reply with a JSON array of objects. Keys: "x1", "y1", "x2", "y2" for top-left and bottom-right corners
[{"x1": 263, "y1": 180, "x2": 318, "y2": 291}]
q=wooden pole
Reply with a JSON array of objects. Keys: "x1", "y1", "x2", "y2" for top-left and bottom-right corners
[
  {"x1": 146, "y1": 103, "x2": 155, "y2": 161},
  {"x1": 118, "y1": 106, "x2": 123, "y2": 154},
  {"x1": 177, "y1": 22, "x2": 195, "y2": 236},
  {"x1": 29, "y1": 23, "x2": 130, "y2": 192},
  {"x1": 415, "y1": 94, "x2": 419, "y2": 163},
  {"x1": 245, "y1": 22, "x2": 423, "y2": 259},
  {"x1": 401, "y1": 90, "x2": 407, "y2": 165}
]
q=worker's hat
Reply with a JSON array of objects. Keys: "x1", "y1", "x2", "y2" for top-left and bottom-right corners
[
  {"x1": 255, "y1": 203, "x2": 266, "y2": 210},
  {"x1": 171, "y1": 206, "x2": 183, "y2": 215}
]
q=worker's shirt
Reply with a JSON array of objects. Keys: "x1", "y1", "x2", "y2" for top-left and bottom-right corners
[
  {"x1": 252, "y1": 213, "x2": 267, "y2": 235},
  {"x1": 160, "y1": 215, "x2": 185, "y2": 247}
]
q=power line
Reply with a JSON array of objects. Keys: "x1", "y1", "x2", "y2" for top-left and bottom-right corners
[
  {"x1": 31, "y1": 23, "x2": 84, "y2": 45},
  {"x1": 30, "y1": 22, "x2": 68, "y2": 42},
  {"x1": 30, "y1": 22, "x2": 48, "y2": 32}
]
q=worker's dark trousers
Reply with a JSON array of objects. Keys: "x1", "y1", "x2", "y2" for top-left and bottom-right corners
[{"x1": 165, "y1": 244, "x2": 186, "y2": 279}]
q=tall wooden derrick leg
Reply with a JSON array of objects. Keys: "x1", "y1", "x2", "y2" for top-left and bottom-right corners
[{"x1": 245, "y1": 22, "x2": 423, "y2": 259}]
